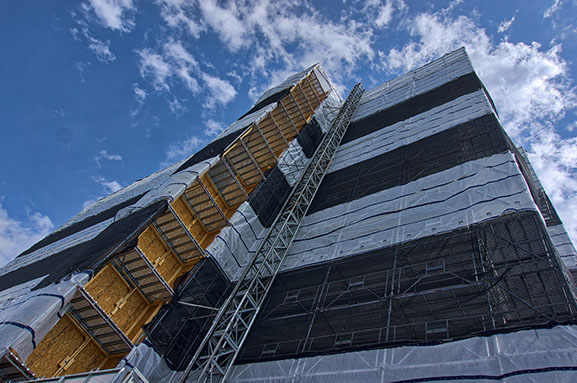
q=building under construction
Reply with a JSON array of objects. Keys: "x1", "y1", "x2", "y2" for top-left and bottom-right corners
[{"x1": 1, "y1": 48, "x2": 577, "y2": 382}]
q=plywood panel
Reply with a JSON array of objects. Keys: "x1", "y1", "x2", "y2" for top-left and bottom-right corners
[
  {"x1": 26, "y1": 314, "x2": 110, "y2": 378},
  {"x1": 172, "y1": 198, "x2": 196, "y2": 230},
  {"x1": 109, "y1": 290, "x2": 144, "y2": 331},
  {"x1": 156, "y1": 251, "x2": 182, "y2": 286},
  {"x1": 85, "y1": 265, "x2": 130, "y2": 314},
  {"x1": 139, "y1": 226, "x2": 169, "y2": 264},
  {"x1": 61, "y1": 340, "x2": 107, "y2": 376}
]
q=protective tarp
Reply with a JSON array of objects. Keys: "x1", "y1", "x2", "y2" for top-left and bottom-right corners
[
  {"x1": 297, "y1": 118, "x2": 324, "y2": 159},
  {"x1": 309, "y1": 114, "x2": 511, "y2": 215},
  {"x1": 276, "y1": 140, "x2": 308, "y2": 187},
  {"x1": 282, "y1": 152, "x2": 538, "y2": 271},
  {"x1": 352, "y1": 47, "x2": 473, "y2": 122},
  {"x1": 314, "y1": 91, "x2": 344, "y2": 134},
  {"x1": 313, "y1": 67, "x2": 332, "y2": 95},
  {"x1": 116, "y1": 157, "x2": 219, "y2": 221},
  {"x1": 0, "y1": 218, "x2": 113, "y2": 278},
  {"x1": 0, "y1": 272, "x2": 89, "y2": 361},
  {"x1": 344, "y1": 71, "x2": 483, "y2": 145},
  {"x1": 0, "y1": 200, "x2": 167, "y2": 292},
  {"x1": 249, "y1": 167, "x2": 291, "y2": 228},
  {"x1": 143, "y1": 258, "x2": 232, "y2": 372},
  {"x1": 206, "y1": 202, "x2": 265, "y2": 281},
  {"x1": 230, "y1": 325, "x2": 577, "y2": 383},
  {"x1": 330, "y1": 90, "x2": 494, "y2": 173},
  {"x1": 254, "y1": 64, "x2": 318, "y2": 106},
  {"x1": 119, "y1": 343, "x2": 178, "y2": 383},
  {"x1": 549, "y1": 224, "x2": 577, "y2": 270},
  {"x1": 216, "y1": 103, "x2": 278, "y2": 140},
  {"x1": 58, "y1": 161, "x2": 184, "y2": 231}
]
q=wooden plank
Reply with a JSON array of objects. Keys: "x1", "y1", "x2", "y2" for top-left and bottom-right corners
[
  {"x1": 85, "y1": 264, "x2": 130, "y2": 315},
  {"x1": 26, "y1": 314, "x2": 110, "y2": 378}
]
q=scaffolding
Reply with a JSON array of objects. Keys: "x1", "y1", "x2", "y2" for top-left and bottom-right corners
[{"x1": 178, "y1": 83, "x2": 365, "y2": 382}]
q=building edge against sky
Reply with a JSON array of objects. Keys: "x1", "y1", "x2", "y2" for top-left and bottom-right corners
[{"x1": 0, "y1": 48, "x2": 577, "y2": 382}]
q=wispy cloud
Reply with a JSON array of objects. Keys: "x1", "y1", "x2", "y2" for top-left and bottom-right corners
[
  {"x1": 497, "y1": 15, "x2": 515, "y2": 33},
  {"x1": 84, "y1": 0, "x2": 136, "y2": 31},
  {"x1": 137, "y1": 48, "x2": 173, "y2": 92},
  {"x1": 82, "y1": 176, "x2": 124, "y2": 209},
  {"x1": 162, "y1": 135, "x2": 205, "y2": 166},
  {"x1": 133, "y1": 83, "x2": 147, "y2": 103},
  {"x1": 204, "y1": 119, "x2": 224, "y2": 137},
  {"x1": 94, "y1": 150, "x2": 123, "y2": 167},
  {"x1": 202, "y1": 73, "x2": 237, "y2": 108},
  {"x1": 87, "y1": 34, "x2": 115, "y2": 62},
  {"x1": 136, "y1": 39, "x2": 236, "y2": 111},
  {"x1": 544, "y1": 0, "x2": 563, "y2": 18},
  {"x1": 93, "y1": 176, "x2": 123, "y2": 194},
  {"x1": 0, "y1": 199, "x2": 54, "y2": 267},
  {"x1": 150, "y1": 0, "x2": 376, "y2": 94}
]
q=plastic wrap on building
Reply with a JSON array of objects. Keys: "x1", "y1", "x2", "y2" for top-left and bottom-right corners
[
  {"x1": 230, "y1": 325, "x2": 577, "y2": 383},
  {"x1": 0, "y1": 272, "x2": 89, "y2": 361}
]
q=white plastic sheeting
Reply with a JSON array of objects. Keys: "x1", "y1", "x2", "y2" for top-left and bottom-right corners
[
  {"x1": 215, "y1": 103, "x2": 278, "y2": 140},
  {"x1": 119, "y1": 343, "x2": 178, "y2": 383},
  {"x1": 282, "y1": 152, "x2": 538, "y2": 271},
  {"x1": 277, "y1": 141, "x2": 308, "y2": 187},
  {"x1": 254, "y1": 64, "x2": 318, "y2": 106},
  {"x1": 314, "y1": 91, "x2": 344, "y2": 134},
  {"x1": 206, "y1": 202, "x2": 265, "y2": 281},
  {"x1": 353, "y1": 48, "x2": 473, "y2": 122},
  {"x1": 330, "y1": 90, "x2": 493, "y2": 173},
  {"x1": 115, "y1": 157, "x2": 219, "y2": 221},
  {"x1": 313, "y1": 67, "x2": 332, "y2": 96},
  {"x1": 229, "y1": 324, "x2": 577, "y2": 383},
  {"x1": 0, "y1": 272, "x2": 89, "y2": 361},
  {"x1": 549, "y1": 224, "x2": 577, "y2": 270},
  {"x1": 277, "y1": 90, "x2": 344, "y2": 186},
  {"x1": 58, "y1": 160, "x2": 186, "y2": 231},
  {"x1": 0, "y1": 218, "x2": 114, "y2": 278}
]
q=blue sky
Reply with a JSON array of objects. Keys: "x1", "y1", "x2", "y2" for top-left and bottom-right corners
[{"x1": 1, "y1": 0, "x2": 576, "y2": 266}]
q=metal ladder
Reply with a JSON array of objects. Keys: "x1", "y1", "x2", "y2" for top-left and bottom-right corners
[{"x1": 179, "y1": 83, "x2": 365, "y2": 383}]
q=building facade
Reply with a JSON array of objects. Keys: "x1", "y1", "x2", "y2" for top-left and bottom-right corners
[{"x1": 1, "y1": 48, "x2": 577, "y2": 382}]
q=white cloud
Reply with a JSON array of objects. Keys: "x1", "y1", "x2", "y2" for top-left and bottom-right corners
[
  {"x1": 196, "y1": 0, "x2": 247, "y2": 51},
  {"x1": 0, "y1": 199, "x2": 54, "y2": 267},
  {"x1": 168, "y1": 97, "x2": 187, "y2": 115},
  {"x1": 85, "y1": 34, "x2": 115, "y2": 62},
  {"x1": 381, "y1": 10, "x2": 577, "y2": 244},
  {"x1": 162, "y1": 135, "x2": 205, "y2": 166},
  {"x1": 137, "y1": 49, "x2": 172, "y2": 91},
  {"x1": 544, "y1": 0, "x2": 563, "y2": 18},
  {"x1": 137, "y1": 39, "x2": 237, "y2": 111},
  {"x1": 363, "y1": 0, "x2": 405, "y2": 28},
  {"x1": 94, "y1": 150, "x2": 123, "y2": 167},
  {"x1": 164, "y1": 39, "x2": 201, "y2": 93},
  {"x1": 85, "y1": 0, "x2": 135, "y2": 31},
  {"x1": 133, "y1": 83, "x2": 147, "y2": 103},
  {"x1": 202, "y1": 73, "x2": 237, "y2": 108},
  {"x1": 156, "y1": 0, "x2": 205, "y2": 37},
  {"x1": 93, "y1": 176, "x2": 123, "y2": 194},
  {"x1": 152, "y1": 0, "x2": 375, "y2": 91},
  {"x1": 497, "y1": 15, "x2": 515, "y2": 33},
  {"x1": 527, "y1": 128, "x2": 577, "y2": 240},
  {"x1": 204, "y1": 119, "x2": 224, "y2": 137}
]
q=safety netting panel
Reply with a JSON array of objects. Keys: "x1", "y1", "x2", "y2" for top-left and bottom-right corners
[
  {"x1": 144, "y1": 258, "x2": 232, "y2": 370},
  {"x1": 237, "y1": 210, "x2": 577, "y2": 363}
]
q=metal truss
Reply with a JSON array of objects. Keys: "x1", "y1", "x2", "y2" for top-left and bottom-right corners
[{"x1": 178, "y1": 83, "x2": 365, "y2": 383}]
